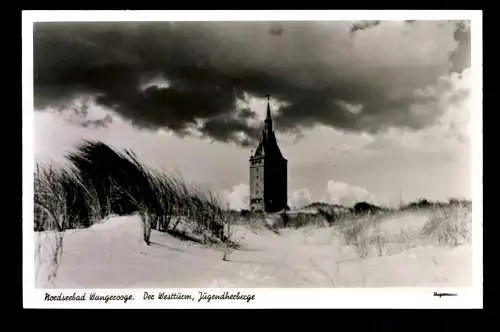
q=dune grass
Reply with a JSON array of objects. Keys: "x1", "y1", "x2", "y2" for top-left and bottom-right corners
[
  {"x1": 34, "y1": 140, "x2": 231, "y2": 245},
  {"x1": 333, "y1": 205, "x2": 472, "y2": 259},
  {"x1": 235, "y1": 201, "x2": 472, "y2": 260},
  {"x1": 421, "y1": 205, "x2": 472, "y2": 246},
  {"x1": 34, "y1": 140, "x2": 239, "y2": 284}
]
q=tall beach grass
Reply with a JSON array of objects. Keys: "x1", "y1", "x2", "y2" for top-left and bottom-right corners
[
  {"x1": 333, "y1": 204, "x2": 472, "y2": 259},
  {"x1": 34, "y1": 140, "x2": 231, "y2": 244}
]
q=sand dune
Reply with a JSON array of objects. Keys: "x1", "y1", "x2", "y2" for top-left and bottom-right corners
[{"x1": 35, "y1": 210, "x2": 472, "y2": 289}]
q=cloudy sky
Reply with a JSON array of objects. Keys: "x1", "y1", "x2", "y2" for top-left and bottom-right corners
[{"x1": 32, "y1": 19, "x2": 473, "y2": 209}]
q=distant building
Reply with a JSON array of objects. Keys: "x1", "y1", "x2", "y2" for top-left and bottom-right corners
[{"x1": 249, "y1": 96, "x2": 288, "y2": 213}]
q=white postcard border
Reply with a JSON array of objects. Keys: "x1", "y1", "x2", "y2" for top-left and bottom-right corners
[{"x1": 22, "y1": 10, "x2": 483, "y2": 309}]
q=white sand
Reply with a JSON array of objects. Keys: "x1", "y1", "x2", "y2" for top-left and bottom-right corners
[{"x1": 35, "y1": 211, "x2": 472, "y2": 289}]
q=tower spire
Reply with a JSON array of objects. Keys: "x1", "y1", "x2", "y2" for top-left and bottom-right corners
[
  {"x1": 264, "y1": 94, "x2": 273, "y2": 137},
  {"x1": 265, "y1": 94, "x2": 272, "y2": 121}
]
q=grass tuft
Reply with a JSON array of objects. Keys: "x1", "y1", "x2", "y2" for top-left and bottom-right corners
[
  {"x1": 421, "y1": 206, "x2": 472, "y2": 246},
  {"x1": 333, "y1": 204, "x2": 472, "y2": 259},
  {"x1": 34, "y1": 140, "x2": 232, "y2": 244}
]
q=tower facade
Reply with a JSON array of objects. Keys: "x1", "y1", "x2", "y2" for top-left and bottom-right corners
[{"x1": 249, "y1": 96, "x2": 288, "y2": 213}]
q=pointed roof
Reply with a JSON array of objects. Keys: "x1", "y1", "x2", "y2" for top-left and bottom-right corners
[
  {"x1": 251, "y1": 96, "x2": 286, "y2": 161},
  {"x1": 265, "y1": 94, "x2": 272, "y2": 121}
]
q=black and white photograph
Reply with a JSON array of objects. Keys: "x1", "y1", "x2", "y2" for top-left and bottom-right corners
[{"x1": 23, "y1": 10, "x2": 482, "y2": 308}]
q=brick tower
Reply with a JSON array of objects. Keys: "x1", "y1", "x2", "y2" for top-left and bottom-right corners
[{"x1": 249, "y1": 95, "x2": 288, "y2": 213}]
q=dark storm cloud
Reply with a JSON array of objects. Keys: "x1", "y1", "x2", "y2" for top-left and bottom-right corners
[
  {"x1": 34, "y1": 20, "x2": 470, "y2": 147},
  {"x1": 199, "y1": 116, "x2": 262, "y2": 147},
  {"x1": 350, "y1": 20, "x2": 381, "y2": 33},
  {"x1": 51, "y1": 99, "x2": 113, "y2": 129},
  {"x1": 238, "y1": 108, "x2": 257, "y2": 119},
  {"x1": 78, "y1": 115, "x2": 113, "y2": 129},
  {"x1": 269, "y1": 23, "x2": 284, "y2": 36},
  {"x1": 449, "y1": 21, "x2": 471, "y2": 73}
]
